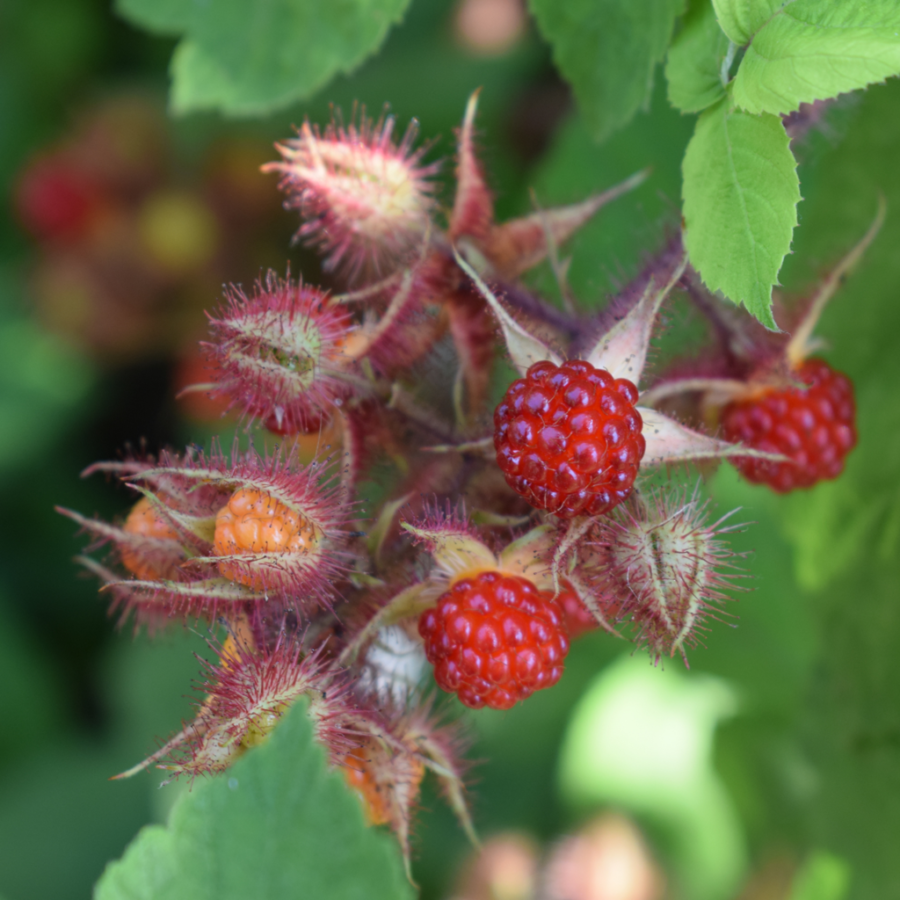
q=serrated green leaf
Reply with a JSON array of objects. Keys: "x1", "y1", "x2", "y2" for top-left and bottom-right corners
[
  {"x1": 711, "y1": 0, "x2": 784, "y2": 46},
  {"x1": 682, "y1": 96, "x2": 799, "y2": 327},
  {"x1": 125, "y1": 0, "x2": 413, "y2": 116},
  {"x1": 195, "y1": 0, "x2": 412, "y2": 115},
  {"x1": 529, "y1": 0, "x2": 684, "y2": 143},
  {"x1": 733, "y1": 1, "x2": 900, "y2": 115},
  {"x1": 667, "y1": 0, "x2": 730, "y2": 113},
  {"x1": 94, "y1": 701, "x2": 412, "y2": 900}
]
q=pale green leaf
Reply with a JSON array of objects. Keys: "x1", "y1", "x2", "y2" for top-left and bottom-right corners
[
  {"x1": 682, "y1": 96, "x2": 799, "y2": 327},
  {"x1": 666, "y1": 0, "x2": 730, "y2": 113},
  {"x1": 94, "y1": 701, "x2": 412, "y2": 900},
  {"x1": 711, "y1": 0, "x2": 785, "y2": 46},
  {"x1": 529, "y1": 0, "x2": 684, "y2": 142},
  {"x1": 733, "y1": 1, "x2": 900, "y2": 115}
]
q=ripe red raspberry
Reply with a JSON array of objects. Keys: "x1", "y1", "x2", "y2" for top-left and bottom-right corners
[
  {"x1": 721, "y1": 357, "x2": 857, "y2": 493},
  {"x1": 418, "y1": 570, "x2": 569, "y2": 710},
  {"x1": 493, "y1": 360, "x2": 645, "y2": 518}
]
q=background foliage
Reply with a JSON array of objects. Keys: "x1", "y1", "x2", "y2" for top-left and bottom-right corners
[{"x1": 2, "y1": 1, "x2": 900, "y2": 898}]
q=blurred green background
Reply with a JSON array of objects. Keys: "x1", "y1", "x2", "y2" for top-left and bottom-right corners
[{"x1": 2, "y1": 2, "x2": 900, "y2": 899}]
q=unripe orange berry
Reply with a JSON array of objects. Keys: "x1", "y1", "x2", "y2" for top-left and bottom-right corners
[
  {"x1": 213, "y1": 488, "x2": 320, "y2": 590},
  {"x1": 341, "y1": 745, "x2": 425, "y2": 827},
  {"x1": 342, "y1": 746, "x2": 391, "y2": 826},
  {"x1": 120, "y1": 496, "x2": 180, "y2": 581}
]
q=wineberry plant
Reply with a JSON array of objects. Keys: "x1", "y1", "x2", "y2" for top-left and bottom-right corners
[
  {"x1": 12, "y1": 1, "x2": 896, "y2": 899},
  {"x1": 62, "y1": 86, "x2": 880, "y2": 895}
]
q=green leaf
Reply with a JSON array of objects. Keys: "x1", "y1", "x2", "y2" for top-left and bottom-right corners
[
  {"x1": 711, "y1": 0, "x2": 784, "y2": 46},
  {"x1": 114, "y1": 0, "x2": 191, "y2": 35},
  {"x1": 94, "y1": 701, "x2": 413, "y2": 900},
  {"x1": 169, "y1": 41, "x2": 236, "y2": 116},
  {"x1": 122, "y1": 0, "x2": 413, "y2": 116},
  {"x1": 666, "y1": 0, "x2": 730, "y2": 113},
  {"x1": 529, "y1": 0, "x2": 685, "y2": 143},
  {"x1": 682, "y1": 96, "x2": 799, "y2": 327},
  {"x1": 733, "y1": 1, "x2": 900, "y2": 115}
]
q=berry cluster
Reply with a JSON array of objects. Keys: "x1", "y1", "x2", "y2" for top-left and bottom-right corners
[{"x1": 58, "y1": 93, "x2": 868, "y2": 867}]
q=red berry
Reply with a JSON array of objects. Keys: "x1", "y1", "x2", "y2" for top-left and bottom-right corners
[
  {"x1": 493, "y1": 360, "x2": 645, "y2": 518},
  {"x1": 15, "y1": 157, "x2": 98, "y2": 242},
  {"x1": 720, "y1": 357, "x2": 857, "y2": 493},
  {"x1": 418, "y1": 570, "x2": 569, "y2": 710}
]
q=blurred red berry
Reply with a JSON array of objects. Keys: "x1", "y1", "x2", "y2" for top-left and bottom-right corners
[
  {"x1": 494, "y1": 360, "x2": 645, "y2": 518},
  {"x1": 721, "y1": 357, "x2": 857, "y2": 493},
  {"x1": 418, "y1": 570, "x2": 569, "y2": 710},
  {"x1": 15, "y1": 156, "x2": 99, "y2": 242}
]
